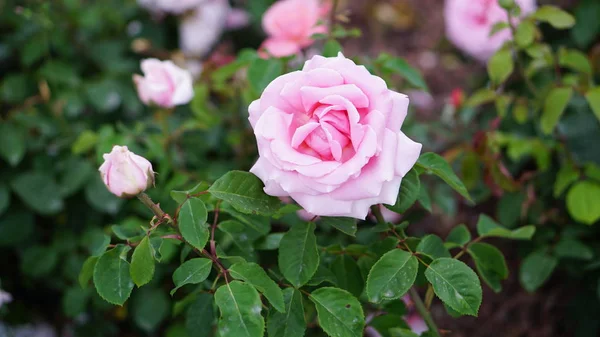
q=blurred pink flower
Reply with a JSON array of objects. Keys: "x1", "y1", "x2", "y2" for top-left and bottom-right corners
[
  {"x1": 133, "y1": 58, "x2": 194, "y2": 108},
  {"x1": 444, "y1": 0, "x2": 536, "y2": 61},
  {"x1": 0, "y1": 289, "x2": 12, "y2": 308},
  {"x1": 406, "y1": 314, "x2": 428, "y2": 334},
  {"x1": 179, "y1": 0, "x2": 250, "y2": 58},
  {"x1": 260, "y1": 0, "x2": 330, "y2": 58}
]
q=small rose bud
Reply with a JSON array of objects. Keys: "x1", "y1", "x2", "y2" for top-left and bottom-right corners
[
  {"x1": 450, "y1": 88, "x2": 465, "y2": 108},
  {"x1": 99, "y1": 146, "x2": 155, "y2": 198},
  {"x1": 133, "y1": 58, "x2": 194, "y2": 108}
]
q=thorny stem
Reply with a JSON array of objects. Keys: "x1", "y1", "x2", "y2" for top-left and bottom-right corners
[
  {"x1": 137, "y1": 193, "x2": 171, "y2": 223},
  {"x1": 210, "y1": 200, "x2": 222, "y2": 257},
  {"x1": 409, "y1": 288, "x2": 442, "y2": 337}
]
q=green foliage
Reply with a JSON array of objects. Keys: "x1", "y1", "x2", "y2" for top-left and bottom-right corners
[
  {"x1": 386, "y1": 168, "x2": 421, "y2": 214},
  {"x1": 171, "y1": 258, "x2": 213, "y2": 295},
  {"x1": 178, "y1": 198, "x2": 209, "y2": 250},
  {"x1": 425, "y1": 258, "x2": 482, "y2": 316},
  {"x1": 416, "y1": 153, "x2": 472, "y2": 202},
  {"x1": 215, "y1": 281, "x2": 265, "y2": 337},
  {"x1": 267, "y1": 288, "x2": 306, "y2": 337},
  {"x1": 487, "y1": 49, "x2": 514, "y2": 85},
  {"x1": 278, "y1": 222, "x2": 320, "y2": 288},
  {"x1": 130, "y1": 236, "x2": 156, "y2": 287},
  {"x1": 366, "y1": 249, "x2": 418, "y2": 302},
  {"x1": 229, "y1": 261, "x2": 285, "y2": 312},
  {"x1": 309, "y1": 287, "x2": 365, "y2": 337},
  {"x1": 209, "y1": 171, "x2": 281, "y2": 216},
  {"x1": 93, "y1": 245, "x2": 134, "y2": 306}
]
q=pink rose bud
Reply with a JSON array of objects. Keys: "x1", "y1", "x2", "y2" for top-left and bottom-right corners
[
  {"x1": 133, "y1": 58, "x2": 194, "y2": 108},
  {"x1": 99, "y1": 146, "x2": 155, "y2": 198},
  {"x1": 248, "y1": 53, "x2": 422, "y2": 219},
  {"x1": 444, "y1": 0, "x2": 536, "y2": 61},
  {"x1": 260, "y1": 0, "x2": 330, "y2": 58}
]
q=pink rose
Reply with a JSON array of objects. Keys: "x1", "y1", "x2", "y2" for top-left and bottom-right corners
[
  {"x1": 260, "y1": 0, "x2": 329, "y2": 58},
  {"x1": 444, "y1": 0, "x2": 536, "y2": 61},
  {"x1": 133, "y1": 59, "x2": 194, "y2": 108},
  {"x1": 249, "y1": 53, "x2": 422, "y2": 219},
  {"x1": 99, "y1": 146, "x2": 155, "y2": 198}
]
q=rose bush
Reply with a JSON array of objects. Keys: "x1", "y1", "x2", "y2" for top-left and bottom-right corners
[{"x1": 249, "y1": 53, "x2": 422, "y2": 218}]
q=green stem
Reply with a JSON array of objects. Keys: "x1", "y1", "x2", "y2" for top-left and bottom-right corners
[
  {"x1": 409, "y1": 288, "x2": 441, "y2": 337},
  {"x1": 137, "y1": 192, "x2": 168, "y2": 221}
]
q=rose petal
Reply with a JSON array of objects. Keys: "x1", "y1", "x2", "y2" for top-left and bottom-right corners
[{"x1": 395, "y1": 131, "x2": 423, "y2": 177}]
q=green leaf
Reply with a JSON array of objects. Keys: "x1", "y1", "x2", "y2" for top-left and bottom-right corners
[
  {"x1": 515, "y1": 20, "x2": 536, "y2": 48},
  {"x1": 553, "y1": 164, "x2": 580, "y2": 197},
  {"x1": 132, "y1": 287, "x2": 170, "y2": 332},
  {"x1": 229, "y1": 261, "x2": 285, "y2": 313},
  {"x1": 416, "y1": 153, "x2": 472, "y2": 202},
  {"x1": 585, "y1": 87, "x2": 600, "y2": 122},
  {"x1": 215, "y1": 281, "x2": 265, "y2": 337},
  {"x1": 476, "y1": 214, "x2": 535, "y2": 240},
  {"x1": 178, "y1": 197, "x2": 209, "y2": 250},
  {"x1": 467, "y1": 243, "x2": 508, "y2": 293},
  {"x1": 62, "y1": 286, "x2": 90, "y2": 318},
  {"x1": 72, "y1": 130, "x2": 98, "y2": 155},
  {"x1": 309, "y1": 287, "x2": 365, "y2": 337},
  {"x1": 331, "y1": 255, "x2": 364, "y2": 298},
  {"x1": 130, "y1": 236, "x2": 155, "y2": 287},
  {"x1": 11, "y1": 172, "x2": 64, "y2": 215},
  {"x1": 554, "y1": 238, "x2": 594, "y2": 260},
  {"x1": 385, "y1": 168, "x2": 420, "y2": 214},
  {"x1": 267, "y1": 288, "x2": 306, "y2": 337},
  {"x1": 0, "y1": 211, "x2": 33, "y2": 247},
  {"x1": 417, "y1": 183, "x2": 432, "y2": 212},
  {"x1": 209, "y1": 171, "x2": 281, "y2": 216},
  {"x1": 320, "y1": 217, "x2": 357, "y2": 236},
  {"x1": 425, "y1": 258, "x2": 482, "y2": 316},
  {"x1": 323, "y1": 40, "x2": 343, "y2": 57},
  {"x1": 82, "y1": 229, "x2": 111, "y2": 256},
  {"x1": 532, "y1": 6, "x2": 576, "y2": 29},
  {"x1": 248, "y1": 58, "x2": 283, "y2": 94},
  {"x1": 256, "y1": 233, "x2": 284, "y2": 250},
  {"x1": 446, "y1": 224, "x2": 471, "y2": 247},
  {"x1": 278, "y1": 222, "x2": 320, "y2": 287},
  {"x1": 171, "y1": 182, "x2": 210, "y2": 204},
  {"x1": 366, "y1": 249, "x2": 418, "y2": 303},
  {"x1": 0, "y1": 123, "x2": 26, "y2": 166},
  {"x1": 186, "y1": 293, "x2": 216, "y2": 337},
  {"x1": 58, "y1": 158, "x2": 93, "y2": 198},
  {"x1": 382, "y1": 57, "x2": 428, "y2": 91},
  {"x1": 389, "y1": 328, "x2": 419, "y2": 337},
  {"x1": 21, "y1": 246, "x2": 58, "y2": 278},
  {"x1": 416, "y1": 235, "x2": 451, "y2": 259},
  {"x1": 93, "y1": 245, "x2": 134, "y2": 305},
  {"x1": 558, "y1": 48, "x2": 592, "y2": 74},
  {"x1": 79, "y1": 256, "x2": 98, "y2": 288},
  {"x1": 487, "y1": 49, "x2": 514, "y2": 84},
  {"x1": 0, "y1": 184, "x2": 10, "y2": 216},
  {"x1": 566, "y1": 181, "x2": 600, "y2": 225},
  {"x1": 519, "y1": 251, "x2": 557, "y2": 292},
  {"x1": 465, "y1": 88, "x2": 496, "y2": 107},
  {"x1": 171, "y1": 258, "x2": 213, "y2": 295}
]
